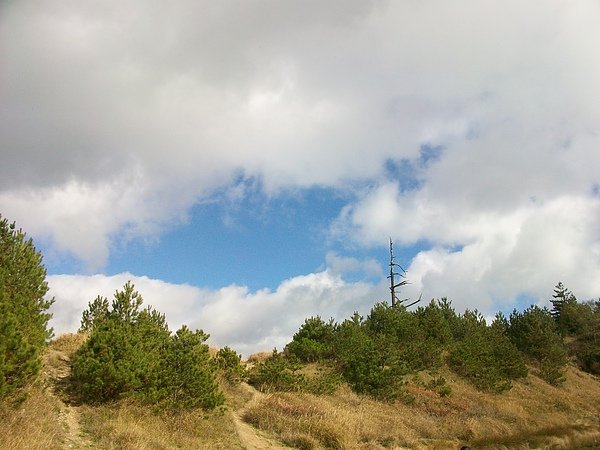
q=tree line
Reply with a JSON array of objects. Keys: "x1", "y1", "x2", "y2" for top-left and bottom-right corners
[
  {"x1": 1, "y1": 214, "x2": 598, "y2": 409},
  {"x1": 251, "y1": 284, "x2": 599, "y2": 401}
]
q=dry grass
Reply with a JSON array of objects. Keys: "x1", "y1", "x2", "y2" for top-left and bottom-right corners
[
  {"x1": 0, "y1": 333, "x2": 90, "y2": 450},
  {"x1": 79, "y1": 401, "x2": 243, "y2": 449},
  {"x1": 51, "y1": 332, "x2": 89, "y2": 356},
  {"x1": 0, "y1": 383, "x2": 66, "y2": 450},
  {"x1": 242, "y1": 365, "x2": 600, "y2": 449},
  {"x1": 3, "y1": 336, "x2": 599, "y2": 450},
  {"x1": 247, "y1": 351, "x2": 274, "y2": 364}
]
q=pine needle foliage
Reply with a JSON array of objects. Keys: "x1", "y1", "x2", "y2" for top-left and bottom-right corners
[
  {"x1": 448, "y1": 311, "x2": 527, "y2": 392},
  {"x1": 71, "y1": 282, "x2": 223, "y2": 410},
  {"x1": 0, "y1": 215, "x2": 54, "y2": 398},
  {"x1": 248, "y1": 350, "x2": 306, "y2": 393},
  {"x1": 508, "y1": 305, "x2": 567, "y2": 385},
  {"x1": 216, "y1": 346, "x2": 246, "y2": 383},
  {"x1": 284, "y1": 301, "x2": 522, "y2": 399},
  {"x1": 286, "y1": 316, "x2": 335, "y2": 362}
]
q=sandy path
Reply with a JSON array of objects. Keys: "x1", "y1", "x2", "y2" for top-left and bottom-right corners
[
  {"x1": 42, "y1": 350, "x2": 93, "y2": 449},
  {"x1": 232, "y1": 383, "x2": 290, "y2": 450}
]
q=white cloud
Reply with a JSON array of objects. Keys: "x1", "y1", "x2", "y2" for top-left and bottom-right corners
[
  {"x1": 339, "y1": 189, "x2": 600, "y2": 313},
  {"x1": 0, "y1": 170, "x2": 202, "y2": 270},
  {"x1": 48, "y1": 269, "x2": 386, "y2": 357},
  {"x1": 325, "y1": 252, "x2": 383, "y2": 278},
  {"x1": 2, "y1": 0, "x2": 599, "y2": 315}
]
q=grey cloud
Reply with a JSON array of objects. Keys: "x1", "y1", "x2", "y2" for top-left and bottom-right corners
[{"x1": 2, "y1": 0, "x2": 599, "y2": 275}]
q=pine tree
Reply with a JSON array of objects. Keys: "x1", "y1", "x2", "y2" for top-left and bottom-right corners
[
  {"x1": 508, "y1": 305, "x2": 567, "y2": 385},
  {"x1": 158, "y1": 326, "x2": 224, "y2": 410},
  {"x1": 286, "y1": 316, "x2": 336, "y2": 362},
  {"x1": 71, "y1": 283, "x2": 170, "y2": 403},
  {"x1": 72, "y1": 282, "x2": 224, "y2": 410},
  {"x1": 79, "y1": 295, "x2": 109, "y2": 333},
  {"x1": 448, "y1": 311, "x2": 527, "y2": 392},
  {"x1": 0, "y1": 215, "x2": 54, "y2": 397},
  {"x1": 550, "y1": 282, "x2": 577, "y2": 321}
]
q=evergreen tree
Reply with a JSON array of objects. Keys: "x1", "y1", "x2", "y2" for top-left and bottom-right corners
[
  {"x1": 448, "y1": 311, "x2": 527, "y2": 392},
  {"x1": 0, "y1": 215, "x2": 54, "y2": 397},
  {"x1": 71, "y1": 282, "x2": 223, "y2": 410},
  {"x1": 72, "y1": 283, "x2": 171, "y2": 403},
  {"x1": 559, "y1": 299, "x2": 600, "y2": 375},
  {"x1": 436, "y1": 297, "x2": 462, "y2": 339},
  {"x1": 286, "y1": 316, "x2": 335, "y2": 362},
  {"x1": 216, "y1": 346, "x2": 246, "y2": 383},
  {"x1": 448, "y1": 325, "x2": 527, "y2": 392},
  {"x1": 333, "y1": 307, "x2": 406, "y2": 400},
  {"x1": 550, "y1": 282, "x2": 577, "y2": 329},
  {"x1": 158, "y1": 326, "x2": 224, "y2": 410},
  {"x1": 79, "y1": 295, "x2": 109, "y2": 333},
  {"x1": 509, "y1": 305, "x2": 567, "y2": 385},
  {"x1": 414, "y1": 300, "x2": 453, "y2": 348},
  {"x1": 248, "y1": 349, "x2": 306, "y2": 393}
]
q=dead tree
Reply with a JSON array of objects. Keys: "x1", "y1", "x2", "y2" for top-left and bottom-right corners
[{"x1": 388, "y1": 238, "x2": 421, "y2": 308}]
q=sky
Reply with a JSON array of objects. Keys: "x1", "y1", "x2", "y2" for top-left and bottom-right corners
[{"x1": 1, "y1": 0, "x2": 599, "y2": 356}]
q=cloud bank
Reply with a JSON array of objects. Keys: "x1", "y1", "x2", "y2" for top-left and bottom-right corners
[
  {"x1": 2, "y1": 1, "x2": 599, "y2": 347},
  {"x1": 48, "y1": 268, "x2": 386, "y2": 357}
]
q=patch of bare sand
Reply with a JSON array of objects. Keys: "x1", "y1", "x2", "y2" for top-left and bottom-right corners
[
  {"x1": 232, "y1": 383, "x2": 291, "y2": 450},
  {"x1": 42, "y1": 349, "x2": 93, "y2": 449}
]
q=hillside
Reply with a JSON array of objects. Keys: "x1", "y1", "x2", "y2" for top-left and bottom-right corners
[{"x1": 1, "y1": 334, "x2": 599, "y2": 450}]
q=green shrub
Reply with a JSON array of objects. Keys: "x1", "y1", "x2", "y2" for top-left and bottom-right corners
[
  {"x1": 365, "y1": 302, "x2": 444, "y2": 372},
  {"x1": 216, "y1": 346, "x2": 246, "y2": 383},
  {"x1": 71, "y1": 303, "x2": 170, "y2": 403},
  {"x1": 580, "y1": 343, "x2": 600, "y2": 375},
  {"x1": 157, "y1": 326, "x2": 224, "y2": 410},
  {"x1": 558, "y1": 299, "x2": 600, "y2": 376},
  {"x1": 286, "y1": 316, "x2": 335, "y2": 362},
  {"x1": 0, "y1": 216, "x2": 54, "y2": 398},
  {"x1": 509, "y1": 306, "x2": 567, "y2": 385},
  {"x1": 304, "y1": 368, "x2": 343, "y2": 395},
  {"x1": 71, "y1": 282, "x2": 223, "y2": 410},
  {"x1": 248, "y1": 350, "x2": 306, "y2": 393},
  {"x1": 448, "y1": 314, "x2": 527, "y2": 393},
  {"x1": 79, "y1": 295, "x2": 109, "y2": 333},
  {"x1": 333, "y1": 313, "x2": 406, "y2": 401}
]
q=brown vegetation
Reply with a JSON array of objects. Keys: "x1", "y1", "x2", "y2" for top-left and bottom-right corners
[
  {"x1": 242, "y1": 364, "x2": 600, "y2": 449},
  {"x1": 1, "y1": 336, "x2": 599, "y2": 450}
]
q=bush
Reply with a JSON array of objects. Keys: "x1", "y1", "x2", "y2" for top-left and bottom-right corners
[
  {"x1": 71, "y1": 304, "x2": 170, "y2": 403},
  {"x1": 248, "y1": 350, "x2": 306, "y2": 393},
  {"x1": 79, "y1": 295, "x2": 109, "y2": 333},
  {"x1": 286, "y1": 316, "x2": 335, "y2": 362},
  {"x1": 71, "y1": 282, "x2": 223, "y2": 410},
  {"x1": 448, "y1": 324, "x2": 527, "y2": 393},
  {"x1": 157, "y1": 326, "x2": 224, "y2": 410},
  {"x1": 333, "y1": 313, "x2": 406, "y2": 401},
  {"x1": 509, "y1": 306, "x2": 567, "y2": 385},
  {"x1": 559, "y1": 300, "x2": 600, "y2": 376},
  {"x1": 0, "y1": 216, "x2": 54, "y2": 398},
  {"x1": 580, "y1": 344, "x2": 600, "y2": 375},
  {"x1": 304, "y1": 367, "x2": 343, "y2": 395},
  {"x1": 216, "y1": 346, "x2": 246, "y2": 383},
  {"x1": 447, "y1": 310, "x2": 527, "y2": 392}
]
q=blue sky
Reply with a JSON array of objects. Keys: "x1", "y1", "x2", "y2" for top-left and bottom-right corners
[
  {"x1": 42, "y1": 166, "x2": 424, "y2": 291},
  {"x1": 1, "y1": 0, "x2": 599, "y2": 355},
  {"x1": 108, "y1": 186, "x2": 353, "y2": 290}
]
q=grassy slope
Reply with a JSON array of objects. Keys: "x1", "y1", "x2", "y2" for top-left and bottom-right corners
[
  {"x1": 1, "y1": 335, "x2": 599, "y2": 450},
  {"x1": 0, "y1": 334, "x2": 245, "y2": 450},
  {"x1": 243, "y1": 364, "x2": 600, "y2": 449}
]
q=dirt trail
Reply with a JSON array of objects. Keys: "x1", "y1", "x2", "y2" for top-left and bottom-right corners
[
  {"x1": 42, "y1": 349, "x2": 92, "y2": 449},
  {"x1": 232, "y1": 383, "x2": 289, "y2": 450}
]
